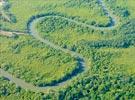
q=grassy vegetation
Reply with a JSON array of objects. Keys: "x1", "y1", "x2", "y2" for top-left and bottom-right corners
[
  {"x1": 0, "y1": 0, "x2": 135, "y2": 99},
  {"x1": 112, "y1": 47, "x2": 135, "y2": 75},
  {"x1": 36, "y1": 15, "x2": 134, "y2": 53},
  {"x1": 36, "y1": 17, "x2": 110, "y2": 48},
  {"x1": 1, "y1": 45, "x2": 135, "y2": 100},
  {"x1": 0, "y1": 0, "x2": 110, "y2": 32},
  {"x1": 0, "y1": 35, "x2": 78, "y2": 86},
  {"x1": 0, "y1": 77, "x2": 46, "y2": 100},
  {"x1": 98, "y1": 46, "x2": 135, "y2": 74},
  {"x1": 104, "y1": 0, "x2": 135, "y2": 25}
]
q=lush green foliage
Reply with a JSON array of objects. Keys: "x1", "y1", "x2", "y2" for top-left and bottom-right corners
[
  {"x1": 0, "y1": 0, "x2": 109, "y2": 32},
  {"x1": 0, "y1": 0, "x2": 135, "y2": 100},
  {"x1": 0, "y1": 35, "x2": 78, "y2": 86},
  {"x1": 0, "y1": 77, "x2": 45, "y2": 100},
  {"x1": 36, "y1": 16, "x2": 135, "y2": 51}
]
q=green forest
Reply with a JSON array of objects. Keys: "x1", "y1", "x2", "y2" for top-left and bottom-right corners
[{"x1": 0, "y1": 0, "x2": 135, "y2": 100}]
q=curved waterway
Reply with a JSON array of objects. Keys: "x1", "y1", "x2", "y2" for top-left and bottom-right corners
[{"x1": 0, "y1": 0, "x2": 119, "y2": 93}]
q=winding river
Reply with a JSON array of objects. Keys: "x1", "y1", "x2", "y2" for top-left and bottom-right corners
[{"x1": 0, "y1": 0, "x2": 119, "y2": 93}]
